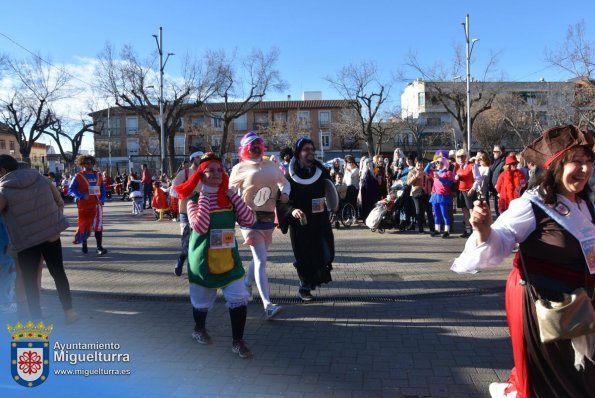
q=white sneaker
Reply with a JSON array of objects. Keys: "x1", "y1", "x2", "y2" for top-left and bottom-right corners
[
  {"x1": 265, "y1": 304, "x2": 283, "y2": 320},
  {"x1": 489, "y1": 382, "x2": 516, "y2": 398}
]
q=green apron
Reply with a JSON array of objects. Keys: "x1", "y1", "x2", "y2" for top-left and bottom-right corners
[{"x1": 187, "y1": 206, "x2": 244, "y2": 288}]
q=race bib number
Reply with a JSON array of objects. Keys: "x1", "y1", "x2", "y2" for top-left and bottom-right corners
[
  {"x1": 89, "y1": 186, "x2": 100, "y2": 196},
  {"x1": 311, "y1": 197, "x2": 326, "y2": 213},
  {"x1": 253, "y1": 187, "x2": 272, "y2": 207},
  {"x1": 210, "y1": 229, "x2": 235, "y2": 249}
]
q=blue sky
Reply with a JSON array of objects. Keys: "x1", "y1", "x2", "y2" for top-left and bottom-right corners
[{"x1": 1, "y1": 0, "x2": 593, "y2": 149}]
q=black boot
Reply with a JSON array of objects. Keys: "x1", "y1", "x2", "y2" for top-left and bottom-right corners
[
  {"x1": 95, "y1": 232, "x2": 108, "y2": 255},
  {"x1": 82, "y1": 241, "x2": 88, "y2": 254}
]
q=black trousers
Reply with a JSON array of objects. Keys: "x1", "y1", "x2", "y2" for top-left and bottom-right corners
[{"x1": 18, "y1": 239, "x2": 73, "y2": 318}]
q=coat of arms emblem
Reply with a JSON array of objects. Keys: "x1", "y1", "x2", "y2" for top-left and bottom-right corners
[{"x1": 7, "y1": 321, "x2": 53, "y2": 387}]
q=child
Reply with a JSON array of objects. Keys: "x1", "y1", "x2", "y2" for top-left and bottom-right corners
[
  {"x1": 334, "y1": 173, "x2": 347, "y2": 201},
  {"x1": 151, "y1": 181, "x2": 170, "y2": 221},
  {"x1": 174, "y1": 152, "x2": 256, "y2": 359},
  {"x1": 128, "y1": 177, "x2": 143, "y2": 215}
]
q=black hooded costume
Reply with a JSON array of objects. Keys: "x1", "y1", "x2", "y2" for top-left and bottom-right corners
[{"x1": 277, "y1": 140, "x2": 334, "y2": 291}]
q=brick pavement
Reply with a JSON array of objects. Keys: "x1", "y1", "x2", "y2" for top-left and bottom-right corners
[{"x1": 0, "y1": 200, "x2": 514, "y2": 398}]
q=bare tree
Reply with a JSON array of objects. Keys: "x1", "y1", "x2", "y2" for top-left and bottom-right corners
[
  {"x1": 95, "y1": 43, "x2": 221, "y2": 173},
  {"x1": 0, "y1": 54, "x2": 69, "y2": 163},
  {"x1": 326, "y1": 61, "x2": 391, "y2": 157},
  {"x1": 404, "y1": 46, "x2": 500, "y2": 151},
  {"x1": 546, "y1": 20, "x2": 595, "y2": 129},
  {"x1": 258, "y1": 113, "x2": 309, "y2": 153},
  {"x1": 395, "y1": 111, "x2": 433, "y2": 156},
  {"x1": 331, "y1": 109, "x2": 364, "y2": 154},
  {"x1": 200, "y1": 48, "x2": 288, "y2": 158},
  {"x1": 44, "y1": 118, "x2": 99, "y2": 171}
]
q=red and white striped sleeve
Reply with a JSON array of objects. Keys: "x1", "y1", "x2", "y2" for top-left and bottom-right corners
[
  {"x1": 187, "y1": 194, "x2": 211, "y2": 234},
  {"x1": 229, "y1": 192, "x2": 255, "y2": 227}
]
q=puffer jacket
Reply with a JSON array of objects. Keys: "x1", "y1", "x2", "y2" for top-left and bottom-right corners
[{"x1": 0, "y1": 169, "x2": 68, "y2": 252}]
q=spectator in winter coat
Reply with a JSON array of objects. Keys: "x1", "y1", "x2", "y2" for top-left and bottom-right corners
[
  {"x1": 496, "y1": 155, "x2": 527, "y2": 212},
  {"x1": 0, "y1": 155, "x2": 78, "y2": 322}
]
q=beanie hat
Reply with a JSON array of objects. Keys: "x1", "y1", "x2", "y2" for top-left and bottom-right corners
[
  {"x1": 504, "y1": 154, "x2": 519, "y2": 166},
  {"x1": 294, "y1": 137, "x2": 315, "y2": 159},
  {"x1": 240, "y1": 131, "x2": 260, "y2": 147}
]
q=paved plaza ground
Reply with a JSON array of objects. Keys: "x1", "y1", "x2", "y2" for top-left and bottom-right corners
[{"x1": 1, "y1": 199, "x2": 515, "y2": 398}]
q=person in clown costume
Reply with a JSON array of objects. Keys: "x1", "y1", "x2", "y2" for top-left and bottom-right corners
[
  {"x1": 69, "y1": 155, "x2": 108, "y2": 255},
  {"x1": 174, "y1": 152, "x2": 256, "y2": 359},
  {"x1": 229, "y1": 132, "x2": 290, "y2": 319}
]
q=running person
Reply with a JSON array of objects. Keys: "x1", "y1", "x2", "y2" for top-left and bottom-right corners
[
  {"x1": 229, "y1": 132, "x2": 290, "y2": 319},
  {"x1": 69, "y1": 155, "x2": 108, "y2": 255}
]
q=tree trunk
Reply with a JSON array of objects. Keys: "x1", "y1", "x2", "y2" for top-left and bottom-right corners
[
  {"x1": 219, "y1": 122, "x2": 230, "y2": 159},
  {"x1": 166, "y1": 134, "x2": 176, "y2": 176}
]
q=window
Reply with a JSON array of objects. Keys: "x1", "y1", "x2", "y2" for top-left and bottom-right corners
[
  {"x1": 211, "y1": 135, "x2": 222, "y2": 151},
  {"x1": 234, "y1": 134, "x2": 244, "y2": 149},
  {"x1": 177, "y1": 118, "x2": 185, "y2": 132},
  {"x1": 273, "y1": 112, "x2": 287, "y2": 122},
  {"x1": 192, "y1": 116, "x2": 205, "y2": 128},
  {"x1": 0, "y1": 140, "x2": 5, "y2": 150},
  {"x1": 297, "y1": 111, "x2": 310, "y2": 128},
  {"x1": 148, "y1": 137, "x2": 160, "y2": 155},
  {"x1": 9, "y1": 141, "x2": 15, "y2": 151},
  {"x1": 127, "y1": 138, "x2": 139, "y2": 156},
  {"x1": 320, "y1": 132, "x2": 331, "y2": 149},
  {"x1": 418, "y1": 92, "x2": 425, "y2": 106},
  {"x1": 109, "y1": 117, "x2": 121, "y2": 136},
  {"x1": 212, "y1": 113, "x2": 223, "y2": 130},
  {"x1": 110, "y1": 139, "x2": 121, "y2": 155},
  {"x1": 174, "y1": 136, "x2": 185, "y2": 154},
  {"x1": 319, "y1": 111, "x2": 330, "y2": 128},
  {"x1": 234, "y1": 114, "x2": 247, "y2": 130},
  {"x1": 126, "y1": 116, "x2": 138, "y2": 134},
  {"x1": 426, "y1": 117, "x2": 442, "y2": 127},
  {"x1": 253, "y1": 112, "x2": 269, "y2": 129}
]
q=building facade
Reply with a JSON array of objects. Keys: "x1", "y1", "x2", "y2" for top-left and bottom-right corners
[
  {"x1": 400, "y1": 79, "x2": 575, "y2": 153},
  {"x1": 90, "y1": 95, "x2": 359, "y2": 174},
  {"x1": 0, "y1": 128, "x2": 49, "y2": 171}
]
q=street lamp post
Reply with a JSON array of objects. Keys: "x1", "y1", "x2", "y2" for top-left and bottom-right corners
[
  {"x1": 462, "y1": 14, "x2": 479, "y2": 153},
  {"x1": 107, "y1": 105, "x2": 112, "y2": 176},
  {"x1": 153, "y1": 27, "x2": 174, "y2": 175}
]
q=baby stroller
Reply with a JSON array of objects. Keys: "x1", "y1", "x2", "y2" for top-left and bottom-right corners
[{"x1": 365, "y1": 191, "x2": 399, "y2": 233}]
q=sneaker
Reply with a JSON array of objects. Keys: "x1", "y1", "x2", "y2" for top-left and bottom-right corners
[
  {"x1": 191, "y1": 329, "x2": 212, "y2": 345},
  {"x1": 298, "y1": 290, "x2": 313, "y2": 302},
  {"x1": 174, "y1": 257, "x2": 184, "y2": 276},
  {"x1": 265, "y1": 304, "x2": 283, "y2": 319},
  {"x1": 459, "y1": 231, "x2": 471, "y2": 238},
  {"x1": 96, "y1": 247, "x2": 108, "y2": 255},
  {"x1": 430, "y1": 230, "x2": 439, "y2": 237},
  {"x1": 231, "y1": 340, "x2": 252, "y2": 358},
  {"x1": 82, "y1": 242, "x2": 88, "y2": 254},
  {"x1": 442, "y1": 232, "x2": 450, "y2": 239},
  {"x1": 488, "y1": 382, "x2": 517, "y2": 398}
]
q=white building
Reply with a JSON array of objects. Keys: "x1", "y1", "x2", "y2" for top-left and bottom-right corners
[{"x1": 400, "y1": 79, "x2": 574, "y2": 151}]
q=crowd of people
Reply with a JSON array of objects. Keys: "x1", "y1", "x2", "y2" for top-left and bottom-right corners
[{"x1": 0, "y1": 125, "x2": 593, "y2": 397}]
